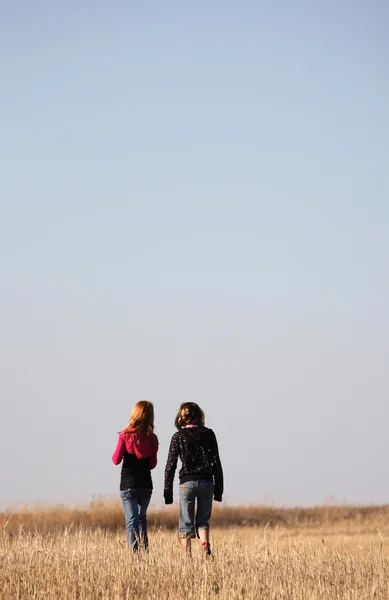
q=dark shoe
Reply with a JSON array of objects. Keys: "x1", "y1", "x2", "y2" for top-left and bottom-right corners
[{"x1": 202, "y1": 542, "x2": 213, "y2": 558}]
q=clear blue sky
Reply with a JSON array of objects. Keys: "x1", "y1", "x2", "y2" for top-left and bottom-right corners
[{"x1": 1, "y1": 0, "x2": 388, "y2": 507}]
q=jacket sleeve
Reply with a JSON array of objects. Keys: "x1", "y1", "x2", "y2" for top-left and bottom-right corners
[
  {"x1": 112, "y1": 434, "x2": 125, "y2": 465},
  {"x1": 164, "y1": 434, "x2": 179, "y2": 499},
  {"x1": 149, "y1": 435, "x2": 159, "y2": 470},
  {"x1": 210, "y1": 431, "x2": 224, "y2": 501}
]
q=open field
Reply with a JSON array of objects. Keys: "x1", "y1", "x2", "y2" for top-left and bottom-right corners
[
  {"x1": 2, "y1": 500, "x2": 389, "y2": 535},
  {"x1": 2, "y1": 503, "x2": 389, "y2": 599}
]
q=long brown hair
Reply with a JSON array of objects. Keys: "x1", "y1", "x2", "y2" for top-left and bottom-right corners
[
  {"x1": 123, "y1": 401, "x2": 155, "y2": 437},
  {"x1": 175, "y1": 402, "x2": 205, "y2": 430}
]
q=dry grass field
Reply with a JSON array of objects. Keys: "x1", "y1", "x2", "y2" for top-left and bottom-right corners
[{"x1": 2, "y1": 502, "x2": 389, "y2": 599}]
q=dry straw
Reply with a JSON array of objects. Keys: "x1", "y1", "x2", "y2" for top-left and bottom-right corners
[{"x1": 1, "y1": 502, "x2": 389, "y2": 599}]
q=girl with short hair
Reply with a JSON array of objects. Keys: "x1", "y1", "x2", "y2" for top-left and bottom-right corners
[{"x1": 164, "y1": 402, "x2": 224, "y2": 557}]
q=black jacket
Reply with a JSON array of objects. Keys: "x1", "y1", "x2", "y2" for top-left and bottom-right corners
[{"x1": 164, "y1": 426, "x2": 224, "y2": 502}]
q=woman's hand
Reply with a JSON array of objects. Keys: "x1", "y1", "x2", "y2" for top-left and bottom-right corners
[{"x1": 164, "y1": 492, "x2": 173, "y2": 505}]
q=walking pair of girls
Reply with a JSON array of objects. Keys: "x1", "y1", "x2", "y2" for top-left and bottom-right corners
[{"x1": 112, "y1": 401, "x2": 224, "y2": 556}]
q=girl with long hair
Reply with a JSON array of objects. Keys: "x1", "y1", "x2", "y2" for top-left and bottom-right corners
[
  {"x1": 164, "y1": 402, "x2": 223, "y2": 557},
  {"x1": 112, "y1": 400, "x2": 158, "y2": 551}
]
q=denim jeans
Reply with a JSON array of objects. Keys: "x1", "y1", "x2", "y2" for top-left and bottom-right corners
[
  {"x1": 120, "y1": 488, "x2": 152, "y2": 551},
  {"x1": 178, "y1": 479, "x2": 214, "y2": 539}
]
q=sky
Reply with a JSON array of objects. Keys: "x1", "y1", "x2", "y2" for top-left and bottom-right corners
[{"x1": 1, "y1": 0, "x2": 388, "y2": 508}]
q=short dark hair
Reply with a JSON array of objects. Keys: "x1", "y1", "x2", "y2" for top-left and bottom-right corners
[{"x1": 175, "y1": 402, "x2": 205, "y2": 429}]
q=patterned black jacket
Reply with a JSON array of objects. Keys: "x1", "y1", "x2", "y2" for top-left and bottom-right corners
[{"x1": 164, "y1": 426, "x2": 224, "y2": 503}]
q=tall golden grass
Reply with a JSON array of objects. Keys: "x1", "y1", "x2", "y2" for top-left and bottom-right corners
[
  {"x1": 2, "y1": 502, "x2": 389, "y2": 599},
  {"x1": 1, "y1": 499, "x2": 389, "y2": 535}
]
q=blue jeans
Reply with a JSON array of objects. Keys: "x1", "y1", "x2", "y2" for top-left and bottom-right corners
[
  {"x1": 120, "y1": 488, "x2": 152, "y2": 551},
  {"x1": 178, "y1": 480, "x2": 214, "y2": 539}
]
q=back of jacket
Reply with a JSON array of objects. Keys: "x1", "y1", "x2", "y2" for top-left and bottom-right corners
[
  {"x1": 164, "y1": 426, "x2": 223, "y2": 500},
  {"x1": 112, "y1": 429, "x2": 159, "y2": 491}
]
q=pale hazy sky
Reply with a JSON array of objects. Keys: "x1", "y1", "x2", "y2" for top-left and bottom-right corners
[{"x1": 1, "y1": 1, "x2": 388, "y2": 508}]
